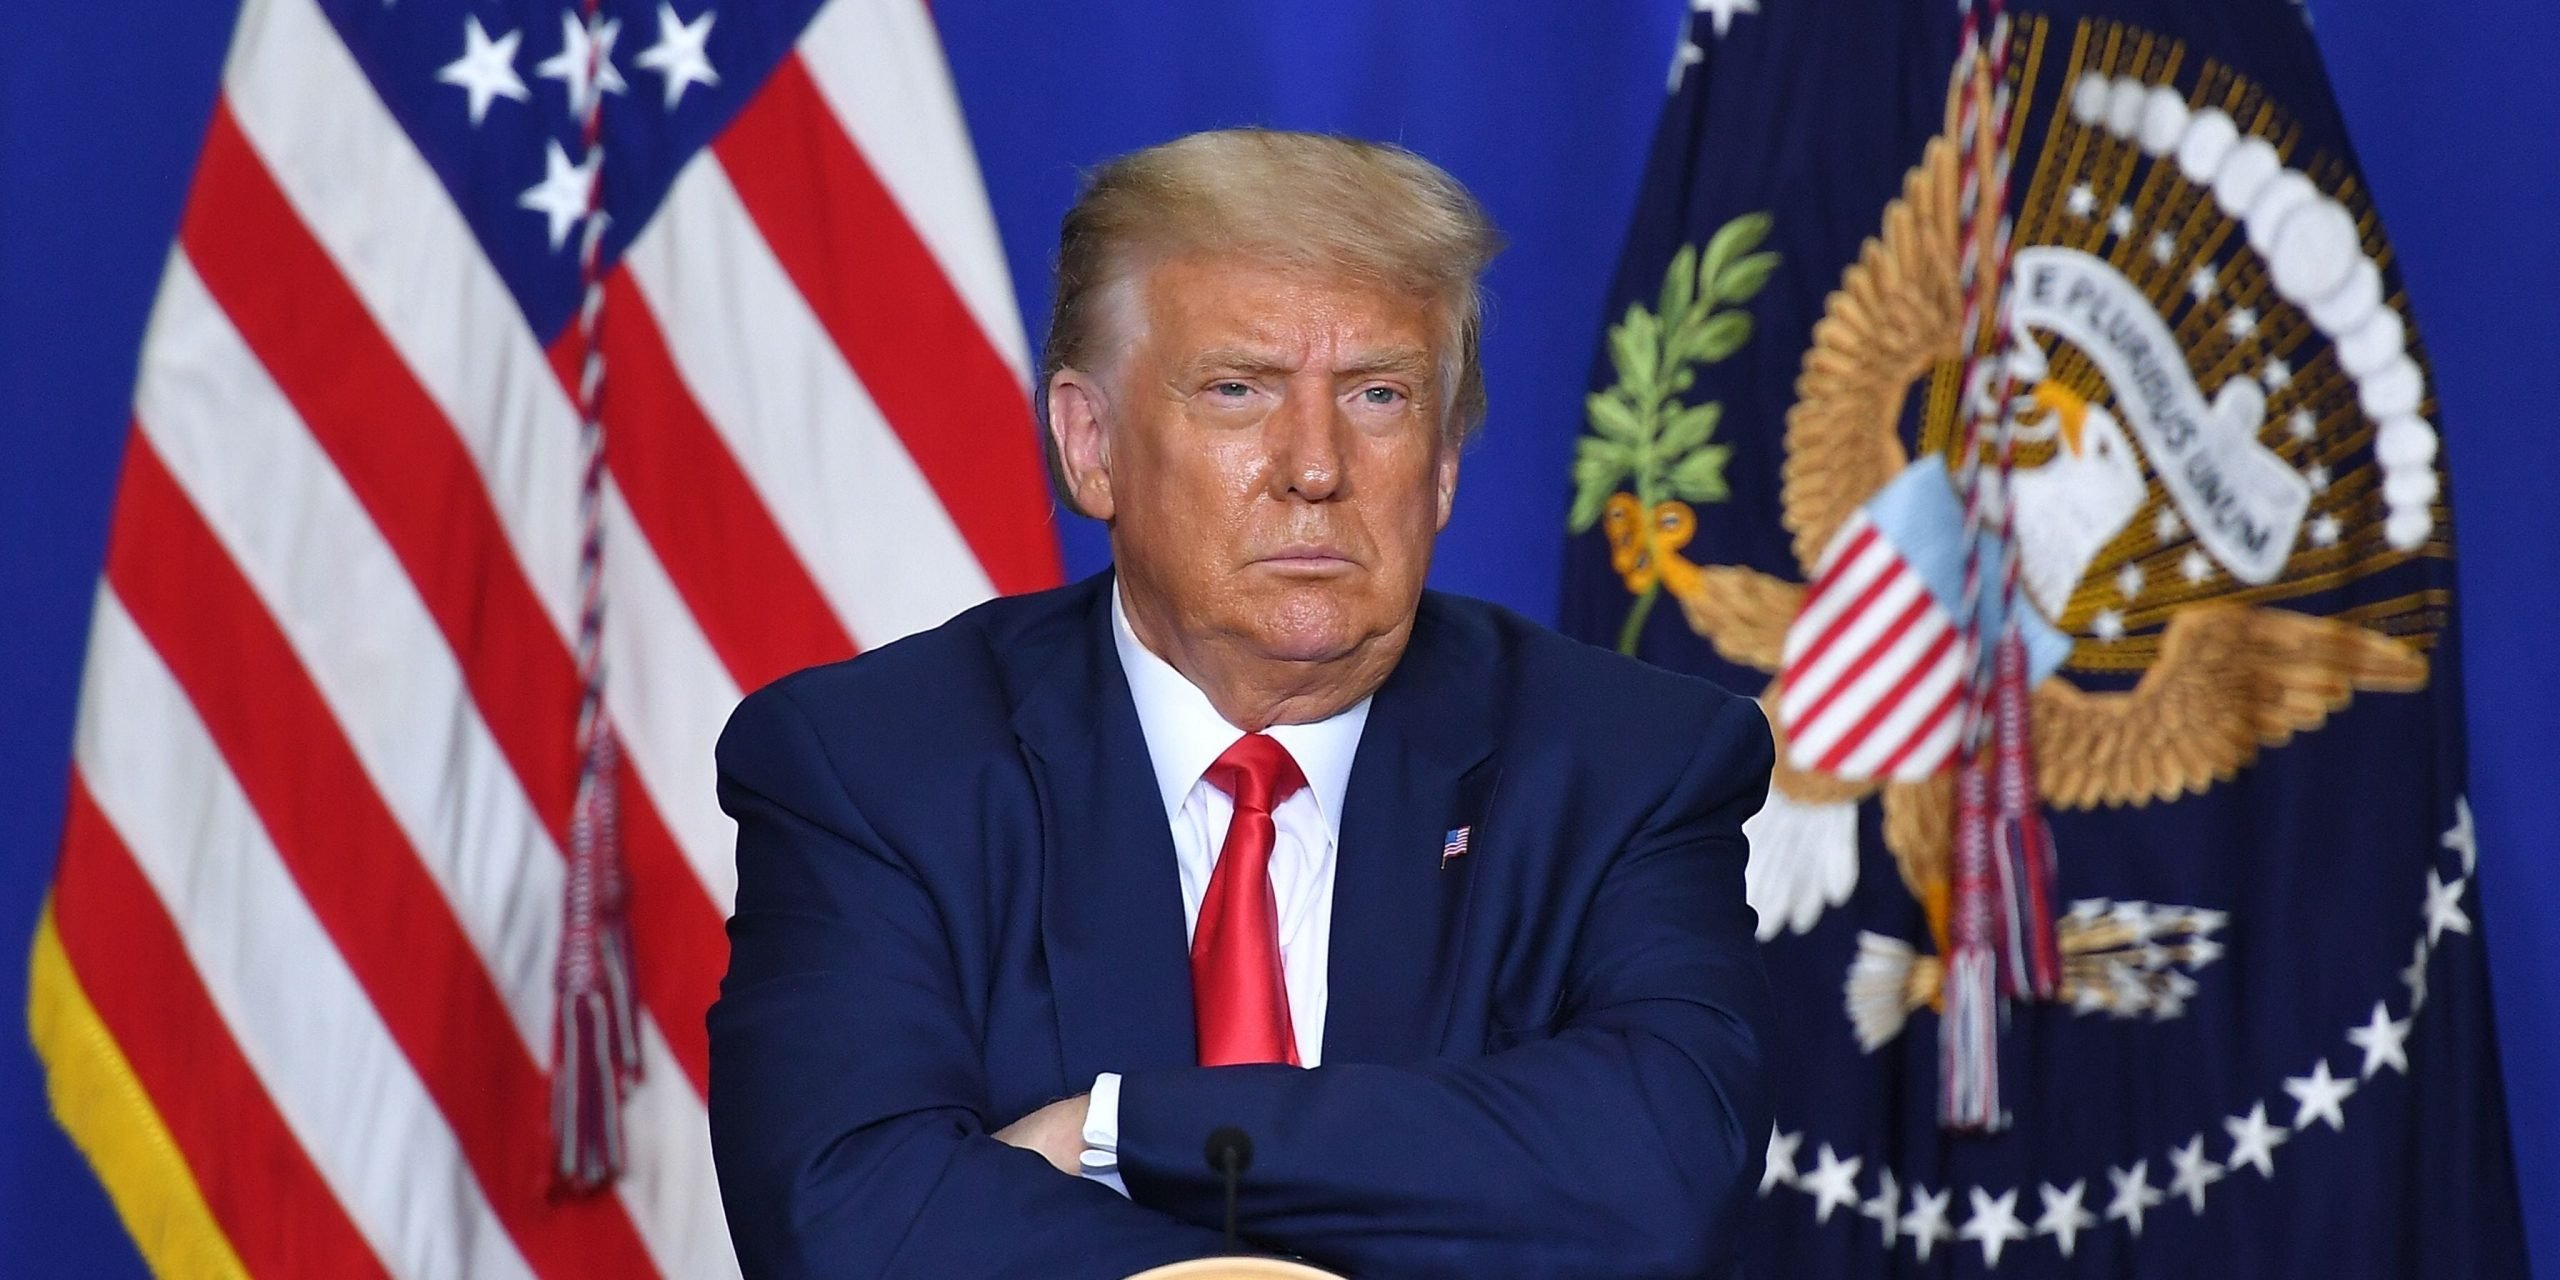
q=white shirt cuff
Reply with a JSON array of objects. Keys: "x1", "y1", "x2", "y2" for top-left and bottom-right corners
[{"x1": 1077, "y1": 1072, "x2": 1128, "y2": 1197}]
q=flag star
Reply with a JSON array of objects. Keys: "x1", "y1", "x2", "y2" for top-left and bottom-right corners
[
  {"x1": 2285, "y1": 1058, "x2": 2358, "y2": 1132},
  {"x1": 2167, "y1": 1135, "x2": 2225, "y2": 1213},
  {"x1": 1860, "y1": 1167, "x2": 1902, "y2": 1247},
  {"x1": 2151, "y1": 230, "x2": 2178, "y2": 263},
  {"x1": 2184, "y1": 935, "x2": 2225, "y2": 968},
  {"x1": 2105, "y1": 1161, "x2": 2164, "y2": 1237},
  {"x1": 2108, "y1": 204, "x2": 2136, "y2": 238},
  {"x1": 2116, "y1": 561, "x2": 2145, "y2": 599},
  {"x1": 2182, "y1": 548, "x2": 2213, "y2": 583},
  {"x1": 518, "y1": 140, "x2": 599, "y2": 251},
  {"x1": 2348, "y1": 1000, "x2": 2412, "y2": 1079},
  {"x1": 2226, "y1": 306, "x2": 2259, "y2": 339},
  {"x1": 2308, "y1": 513, "x2": 2342, "y2": 547},
  {"x1": 2156, "y1": 506, "x2": 2186, "y2": 543},
  {"x1": 2402, "y1": 936, "x2": 2432, "y2": 1013},
  {"x1": 1902, "y1": 1185, "x2": 1954, "y2": 1262},
  {"x1": 2305, "y1": 462, "x2": 2331, "y2": 492},
  {"x1": 1760, "y1": 1129, "x2": 1802, "y2": 1195},
  {"x1": 438, "y1": 16, "x2": 529, "y2": 126},
  {"x1": 1691, "y1": 0, "x2": 1760, "y2": 38},
  {"x1": 2444, "y1": 797, "x2": 2477, "y2": 875},
  {"x1": 2092, "y1": 608, "x2": 2126, "y2": 641},
  {"x1": 2190, "y1": 264, "x2": 2218, "y2": 300},
  {"x1": 537, "y1": 10, "x2": 627, "y2": 119},
  {"x1": 2291, "y1": 407, "x2": 2320, "y2": 439},
  {"x1": 1666, "y1": 37, "x2": 1703, "y2": 91},
  {"x1": 1960, "y1": 1187, "x2": 2029, "y2": 1267},
  {"x1": 2188, "y1": 907, "x2": 2229, "y2": 937},
  {"x1": 2035, "y1": 1180, "x2": 2098, "y2": 1259},
  {"x1": 635, "y1": 3, "x2": 719, "y2": 109},
  {"x1": 1799, "y1": 1145, "x2": 1864, "y2": 1223},
  {"x1": 2223, "y1": 1103, "x2": 2289, "y2": 1177},
  {"x1": 2066, "y1": 184, "x2": 2097, "y2": 218},
  {"x1": 2423, "y1": 868, "x2": 2473, "y2": 944},
  {"x1": 2261, "y1": 357, "x2": 2293, "y2": 390}
]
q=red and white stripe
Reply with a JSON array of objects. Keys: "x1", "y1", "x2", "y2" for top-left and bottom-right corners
[
  {"x1": 1776, "y1": 512, "x2": 1968, "y2": 783},
  {"x1": 49, "y1": 0, "x2": 1058, "y2": 1272}
]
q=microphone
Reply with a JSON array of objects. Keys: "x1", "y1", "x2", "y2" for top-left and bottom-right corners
[{"x1": 1204, "y1": 1126, "x2": 1254, "y2": 1254}]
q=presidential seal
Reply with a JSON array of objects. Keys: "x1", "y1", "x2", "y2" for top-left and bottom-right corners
[
  {"x1": 1603, "y1": 15, "x2": 2443, "y2": 1036},
  {"x1": 1575, "y1": 5, "x2": 2506, "y2": 1269}
]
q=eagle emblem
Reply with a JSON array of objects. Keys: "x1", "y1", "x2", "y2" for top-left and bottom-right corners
[{"x1": 1595, "y1": 26, "x2": 2443, "y2": 1048}]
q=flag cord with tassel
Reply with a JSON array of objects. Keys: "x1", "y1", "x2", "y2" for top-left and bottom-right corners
[
  {"x1": 554, "y1": 0, "x2": 644, "y2": 1194},
  {"x1": 1941, "y1": 0, "x2": 2064, "y2": 1134}
]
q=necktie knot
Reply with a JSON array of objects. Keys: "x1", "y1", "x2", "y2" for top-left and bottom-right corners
[{"x1": 1204, "y1": 732, "x2": 1308, "y2": 815}]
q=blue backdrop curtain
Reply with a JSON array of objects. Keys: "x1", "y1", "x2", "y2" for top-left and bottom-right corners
[{"x1": 2, "y1": 1, "x2": 2550, "y2": 1272}]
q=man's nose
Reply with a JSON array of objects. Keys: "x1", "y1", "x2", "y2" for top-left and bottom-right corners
[{"x1": 1269, "y1": 383, "x2": 1345, "y2": 502}]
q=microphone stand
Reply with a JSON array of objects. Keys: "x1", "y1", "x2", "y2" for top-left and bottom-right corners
[{"x1": 1204, "y1": 1126, "x2": 1254, "y2": 1255}]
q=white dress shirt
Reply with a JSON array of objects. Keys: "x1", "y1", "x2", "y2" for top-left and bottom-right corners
[{"x1": 1076, "y1": 586, "x2": 1371, "y2": 1191}]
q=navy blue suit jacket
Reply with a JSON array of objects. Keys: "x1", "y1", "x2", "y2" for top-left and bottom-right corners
[{"x1": 709, "y1": 573, "x2": 1775, "y2": 1278}]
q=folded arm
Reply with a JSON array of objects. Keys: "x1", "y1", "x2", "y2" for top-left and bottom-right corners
[
  {"x1": 1115, "y1": 697, "x2": 1777, "y2": 1278},
  {"x1": 709, "y1": 685, "x2": 1226, "y2": 1279}
]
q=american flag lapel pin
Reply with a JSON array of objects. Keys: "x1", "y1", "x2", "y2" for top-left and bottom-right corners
[{"x1": 1440, "y1": 826, "x2": 1471, "y2": 869}]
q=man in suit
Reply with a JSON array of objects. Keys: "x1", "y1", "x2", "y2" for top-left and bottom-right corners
[{"x1": 710, "y1": 128, "x2": 1774, "y2": 1278}]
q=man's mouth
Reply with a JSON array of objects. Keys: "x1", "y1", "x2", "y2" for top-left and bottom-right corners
[{"x1": 1254, "y1": 544, "x2": 1358, "y2": 573}]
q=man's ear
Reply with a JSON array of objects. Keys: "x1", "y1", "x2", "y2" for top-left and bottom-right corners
[
  {"x1": 1046, "y1": 371, "x2": 1116, "y2": 522},
  {"x1": 1433, "y1": 438, "x2": 1460, "y2": 532}
]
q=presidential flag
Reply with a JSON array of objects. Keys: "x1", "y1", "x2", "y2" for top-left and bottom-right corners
[
  {"x1": 1563, "y1": 0, "x2": 2526, "y2": 1271},
  {"x1": 26, "y1": 0, "x2": 1057, "y2": 1275}
]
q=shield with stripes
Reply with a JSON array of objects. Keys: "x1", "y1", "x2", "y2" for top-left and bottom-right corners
[{"x1": 1776, "y1": 459, "x2": 2070, "y2": 782}]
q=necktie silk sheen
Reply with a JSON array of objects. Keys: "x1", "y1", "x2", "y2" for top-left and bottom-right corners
[{"x1": 1192, "y1": 733, "x2": 1307, "y2": 1067}]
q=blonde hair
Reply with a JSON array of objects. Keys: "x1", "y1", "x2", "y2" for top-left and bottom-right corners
[{"x1": 1038, "y1": 129, "x2": 1503, "y2": 508}]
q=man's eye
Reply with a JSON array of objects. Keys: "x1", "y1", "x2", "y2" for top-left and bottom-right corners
[
  {"x1": 1360, "y1": 386, "x2": 1406, "y2": 406},
  {"x1": 1211, "y1": 381, "x2": 1252, "y2": 398}
]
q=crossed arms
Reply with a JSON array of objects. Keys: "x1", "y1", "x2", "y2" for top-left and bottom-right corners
[{"x1": 708, "y1": 684, "x2": 1773, "y2": 1279}]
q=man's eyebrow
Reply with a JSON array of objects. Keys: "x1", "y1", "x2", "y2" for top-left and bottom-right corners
[
  {"x1": 1333, "y1": 346, "x2": 1436, "y2": 379},
  {"x1": 1173, "y1": 345, "x2": 1438, "y2": 381},
  {"x1": 1177, "y1": 347, "x2": 1294, "y2": 379}
]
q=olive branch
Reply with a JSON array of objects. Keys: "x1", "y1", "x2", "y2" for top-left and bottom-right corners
[{"x1": 1568, "y1": 212, "x2": 1778, "y2": 653}]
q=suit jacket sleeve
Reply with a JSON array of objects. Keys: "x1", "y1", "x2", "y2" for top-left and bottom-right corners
[
  {"x1": 1113, "y1": 693, "x2": 1777, "y2": 1278},
  {"x1": 709, "y1": 681, "x2": 1228, "y2": 1279}
]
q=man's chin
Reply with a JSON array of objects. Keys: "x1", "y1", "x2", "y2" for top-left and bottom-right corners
[
  {"x1": 1245, "y1": 604, "x2": 1398, "y2": 668},
  {"x1": 1252, "y1": 633, "x2": 1361, "y2": 666},
  {"x1": 1237, "y1": 599, "x2": 1359, "y2": 664}
]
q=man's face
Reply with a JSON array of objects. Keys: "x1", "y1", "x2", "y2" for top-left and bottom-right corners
[{"x1": 1052, "y1": 254, "x2": 1460, "y2": 673}]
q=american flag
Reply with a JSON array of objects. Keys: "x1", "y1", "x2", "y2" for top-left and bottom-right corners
[
  {"x1": 26, "y1": 0, "x2": 1058, "y2": 1275},
  {"x1": 1441, "y1": 826, "x2": 1470, "y2": 868}
]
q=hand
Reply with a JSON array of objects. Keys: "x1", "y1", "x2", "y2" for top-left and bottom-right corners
[{"x1": 993, "y1": 1093, "x2": 1090, "y2": 1174}]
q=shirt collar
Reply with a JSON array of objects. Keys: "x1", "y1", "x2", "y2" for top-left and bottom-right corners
[{"x1": 1111, "y1": 583, "x2": 1371, "y2": 840}]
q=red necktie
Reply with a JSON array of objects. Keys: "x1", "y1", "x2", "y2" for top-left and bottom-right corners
[{"x1": 1192, "y1": 733, "x2": 1307, "y2": 1067}]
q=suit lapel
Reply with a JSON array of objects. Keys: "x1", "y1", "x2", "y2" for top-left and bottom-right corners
[
  {"x1": 1324, "y1": 596, "x2": 1501, "y2": 1065},
  {"x1": 1012, "y1": 576, "x2": 1199, "y2": 1086}
]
